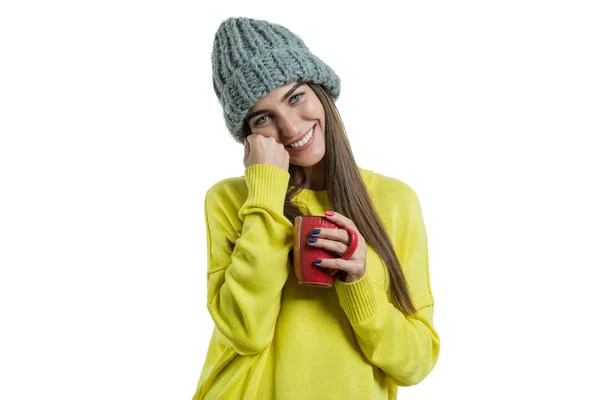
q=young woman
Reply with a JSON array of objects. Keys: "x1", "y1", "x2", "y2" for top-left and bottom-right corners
[{"x1": 192, "y1": 17, "x2": 440, "y2": 399}]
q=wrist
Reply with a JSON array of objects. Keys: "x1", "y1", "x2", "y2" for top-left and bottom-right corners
[{"x1": 243, "y1": 164, "x2": 290, "y2": 213}]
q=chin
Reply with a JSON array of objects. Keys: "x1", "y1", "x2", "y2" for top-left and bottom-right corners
[{"x1": 289, "y1": 137, "x2": 326, "y2": 167}]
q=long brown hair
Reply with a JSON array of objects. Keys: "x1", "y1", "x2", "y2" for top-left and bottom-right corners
[{"x1": 242, "y1": 82, "x2": 417, "y2": 315}]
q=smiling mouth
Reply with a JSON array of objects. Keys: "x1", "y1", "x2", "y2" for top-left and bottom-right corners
[{"x1": 286, "y1": 125, "x2": 315, "y2": 149}]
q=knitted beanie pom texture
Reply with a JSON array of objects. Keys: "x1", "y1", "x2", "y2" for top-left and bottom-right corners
[{"x1": 211, "y1": 17, "x2": 341, "y2": 143}]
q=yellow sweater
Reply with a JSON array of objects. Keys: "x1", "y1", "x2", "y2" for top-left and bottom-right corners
[{"x1": 192, "y1": 164, "x2": 439, "y2": 400}]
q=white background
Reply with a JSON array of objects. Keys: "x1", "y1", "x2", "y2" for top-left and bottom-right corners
[{"x1": 1, "y1": 1, "x2": 599, "y2": 399}]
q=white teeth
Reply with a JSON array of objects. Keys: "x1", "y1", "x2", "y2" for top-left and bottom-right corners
[{"x1": 290, "y1": 127, "x2": 313, "y2": 148}]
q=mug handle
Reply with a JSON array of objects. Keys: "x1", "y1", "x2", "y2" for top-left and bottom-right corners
[{"x1": 340, "y1": 228, "x2": 359, "y2": 260}]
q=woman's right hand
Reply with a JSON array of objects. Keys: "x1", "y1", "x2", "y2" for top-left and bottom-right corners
[{"x1": 243, "y1": 134, "x2": 290, "y2": 172}]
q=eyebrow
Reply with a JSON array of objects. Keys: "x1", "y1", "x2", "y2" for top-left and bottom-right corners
[{"x1": 246, "y1": 82, "x2": 305, "y2": 122}]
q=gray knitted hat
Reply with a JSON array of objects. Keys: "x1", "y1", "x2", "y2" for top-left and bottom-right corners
[{"x1": 211, "y1": 17, "x2": 341, "y2": 143}]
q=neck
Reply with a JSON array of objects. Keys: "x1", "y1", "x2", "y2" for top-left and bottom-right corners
[{"x1": 292, "y1": 160, "x2": 326, "y2": 191}]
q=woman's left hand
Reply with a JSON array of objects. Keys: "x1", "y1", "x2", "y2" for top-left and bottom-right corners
[{"x1": 308, "y1": 211, "x2": 367, "y2": 283}]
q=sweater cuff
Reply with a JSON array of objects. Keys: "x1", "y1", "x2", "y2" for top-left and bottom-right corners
[
  {"x1": 243, "y1": 164, "x2": 290, "y2": 214},
  {"x1": 335, "y1": 269, "x2": 378, "y2": 324}
]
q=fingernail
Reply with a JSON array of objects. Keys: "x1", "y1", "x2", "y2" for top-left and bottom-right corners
[
  {"x1": 307, "y1": 238, "x2": 317, "y2": 243},
  {"x1": 325, "y1": 211, "x2": 334, "y2": 216},
  {"x1": 314, "y1": 259, "x2": 322, "y2": 264},
  {"x1": 311, "y1": 228, "x2": 320, "y2": 235}
]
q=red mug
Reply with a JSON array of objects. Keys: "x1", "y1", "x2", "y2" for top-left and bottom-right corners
[{"x1": 293, "y1": 215, "x2": 359, "y2": 287}]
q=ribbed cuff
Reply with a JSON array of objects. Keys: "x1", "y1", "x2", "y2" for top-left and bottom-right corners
[
  {"x1": 335, "y1": 269, "x2": 378, "y2": 324},
  {"x1": 243, "y1": 164, "x2": 290, "y2": 213}
]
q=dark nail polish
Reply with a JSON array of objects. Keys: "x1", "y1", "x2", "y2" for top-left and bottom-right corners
[
  {"x1": 311, "y1": 228, "x2": 321, "y2": 235},
  {"x1": 308, "y1": 237, "x2": 317, "y2": 243},
  {"x1": 314, "y1": 259, "x2": 322, "y2": 264}
]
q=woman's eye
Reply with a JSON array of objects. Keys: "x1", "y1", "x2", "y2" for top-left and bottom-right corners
[
  {"x1": 290, "y1": 93, "x2": 303, "y2": 103},
  {"x1": 253, "y1": 93, "x2": 303, "y2": 127},
  {"x1": 255, "y1": 115, "x2": 269, "y2": 126}
]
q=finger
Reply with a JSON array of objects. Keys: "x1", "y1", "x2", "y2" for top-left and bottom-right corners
[
  {"x1": 310, "y1": 227, "x2": 349, "y2": 244},
  {"x1": 307, "y1": 237, "x2": 347, "y2": 256},
  {"x1": 313, "y1": 257, "x2": 348, "y2": 272},
  {"x1": 324, "y1": 210, "x2": 357, "y2": 230}
]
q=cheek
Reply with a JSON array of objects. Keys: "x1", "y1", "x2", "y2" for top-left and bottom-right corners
[
  {"x1": 251, "y1": 131, "x2": 278, "y2": 141},
  {"x1": 303, "y1": 100, "x2": 324, "y2": 119},
  {"x1": 318, "y1": 132, "x2": 327, "y2": 151}
]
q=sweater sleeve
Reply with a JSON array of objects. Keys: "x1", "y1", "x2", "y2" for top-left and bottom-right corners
[
  {"x1": 334, "y1": 186, "x2": 440, "y2": 386},
  {"x1": 205, "y1": 164, "x2": 293, "y2": 356}
]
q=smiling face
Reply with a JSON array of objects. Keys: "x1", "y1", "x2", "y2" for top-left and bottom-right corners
[{"x1": 245, "y1": 81, "x2": 326, "y2": 168}]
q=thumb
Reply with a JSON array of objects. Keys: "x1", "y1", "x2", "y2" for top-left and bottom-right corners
[{"x1": 243, "y1": 137, "x2": 250, "y2": 158}]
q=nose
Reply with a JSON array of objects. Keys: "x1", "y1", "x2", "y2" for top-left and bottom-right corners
[{"x1": 277, "y1": 111, "x2": 302, "y2": 139}]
